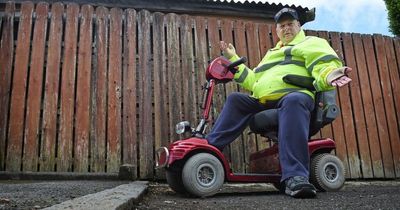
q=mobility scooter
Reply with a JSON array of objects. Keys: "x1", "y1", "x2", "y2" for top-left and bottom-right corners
[{"x1": 155, "y1": 56, "x2": 345, "y2": 197}]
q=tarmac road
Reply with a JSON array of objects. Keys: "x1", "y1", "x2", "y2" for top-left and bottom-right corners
[
  {"x1": 0, "y1": 180, "x2": 129, "y2": 209},
  {"x1": 135, "y1": 181, "x2": 400, "y2": 210},
  {"x1": 1, "y1": 179, "x2": 399, "y2": 209}
]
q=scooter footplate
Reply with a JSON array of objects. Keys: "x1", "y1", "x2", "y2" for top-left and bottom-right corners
[
  {"x1": 232, "y1": 173, "x2": 279, "y2": 176},
  {"x1": 227, "y1": 173, "x2": 281, "y2": 183}
]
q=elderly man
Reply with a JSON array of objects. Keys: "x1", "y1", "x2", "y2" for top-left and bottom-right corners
[{"x1": 206, "y1": 7, "x2": 351, "y2": 198}]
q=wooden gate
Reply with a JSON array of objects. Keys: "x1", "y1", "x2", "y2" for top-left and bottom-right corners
[{"x1": 0, "y1": 1, "x2": 399, "y2": 179}]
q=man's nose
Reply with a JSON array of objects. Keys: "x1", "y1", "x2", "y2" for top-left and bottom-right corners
[{"x1": 283, "y1": 25, "x2": 292, "y2": 31}]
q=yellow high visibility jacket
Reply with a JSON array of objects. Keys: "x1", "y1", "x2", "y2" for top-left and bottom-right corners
[{"x1": 229, "y1": 29, "x2": 343, "y2": 103}]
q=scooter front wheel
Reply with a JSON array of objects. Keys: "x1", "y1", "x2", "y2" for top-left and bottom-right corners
[
  {"x1": 182, "y1": 153, "x2": 225, "y2": 197},
  {"x1": 166, "y1": 169, "x2": 187, "y2": 194}
]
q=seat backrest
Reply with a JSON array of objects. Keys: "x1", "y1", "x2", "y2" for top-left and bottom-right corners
[
  {"x1": 309, "y1": 89, "x2": 340, "y2": 136},
  {"x1": 249, "y1": 89, "x2": 340, "y2": 138}
]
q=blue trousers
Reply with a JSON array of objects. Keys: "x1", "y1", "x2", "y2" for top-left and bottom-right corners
[{"x1": 206, "y1": 92, "x2": 314, "y2": 181}]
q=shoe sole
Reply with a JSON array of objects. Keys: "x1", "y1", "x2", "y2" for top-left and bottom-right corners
[{"x1": 285, "y1": 187, "x2": 317, "y2": 198}]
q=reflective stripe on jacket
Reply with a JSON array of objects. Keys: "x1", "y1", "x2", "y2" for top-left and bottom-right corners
[{"x1": 229, "y1": 29, "x2": 343, "y2": 103}]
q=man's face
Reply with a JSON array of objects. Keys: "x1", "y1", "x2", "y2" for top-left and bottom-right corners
[{"x1": 276, "y1": 17, "x2": 301, "y2": 44}]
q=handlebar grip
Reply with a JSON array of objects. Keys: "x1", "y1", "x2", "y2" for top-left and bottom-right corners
[{"x1": 228, "y1": 57, "x2": 247, "y2": 73}]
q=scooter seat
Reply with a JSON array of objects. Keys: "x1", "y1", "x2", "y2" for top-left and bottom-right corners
[
  {"x1": 248, "y1": 90, "x2": 340, "y2": 139},
  {"x1": 248, "y1": 109, "x2": 278, "y2": 134}
]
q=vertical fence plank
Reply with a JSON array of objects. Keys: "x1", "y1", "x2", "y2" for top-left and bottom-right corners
[
  {"x1": 122, "y1": 9, "x2": 137, "y2": 174},
  {"x1": 330, "y1": 32, "x2": 351, "y2": 178},
  {"x1": 153, "y1": 12, "x2": 164, "y2": 157},
  {"x1": 74, "y1": 5, "x2": 93, "y2": 172},
  {"x1": 90, "y1": 6, "x2": 108, "y2": 172},
  {"x1": 194, "y1": 16, "x2": 208, "y2": 112},
  {"x1": 153, "y1": 12, "x2": 166, "y2": 178},
  {"x1": 355, "y1": 34, "x2": 384, "y2": 178},
  {"x1": 23, "y1": 2, "x2": 48, "y2": 172},
  {"x1": 58, "y1": 3, "x2": 79, "y2": 172},
  {"x1": 0, "y1": 2, "x2": 15, "y2": 170},
  {"x1": 337, "y1": 33, "x2": 362, "y2": 178},
  {"x1": 188, "y1": 16, "x2": 198, "y2": 124},
  {"x1": 344, "y1": 33, "x2": 373, "y2": 178},
  {"x1": 107, "y1": 8, "x2": 123, "y2": 173},
  {"x1": 187, "y1": 17, "x2": 200, "y2": 128},
  {"x1": 393, "y1": 38, "x2": 400, "y2": 175},
  {"x1": 373, "y1": 34, "x2": 396, "y2": 178},
  {"x1": 394, "y1": 39, "x2": 400, "y2": 79},
  {"x1": 383, "y1": 36, "x2": 400, "y2": 177},
  {"x1": 207, "y1": 18, "x2": 220, "y2": 58},
  {"x1": 166, "y1": 13, "x2": 182, "y2": 141},
  {"x1": 181, "y1": 15, "x2": 196, "y2": 124},
  {"x1": 138, "y1": 10, "x2": 154, "y2": 178},
  {"x1": 6, "y1": 2, "x2": 34, "y2": 172},
  {"x1": 245, "y1": 22, "x2": 261, "y2": 69},
  {"x1": 389, "y1": 38, "x2": 400, "y2": 133},
  {"x1": 40, "y1": 2, "x2": 63, "y2": 172}
]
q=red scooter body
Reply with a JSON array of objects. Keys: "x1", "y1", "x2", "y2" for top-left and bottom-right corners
[
  {"x1": 159, "y1": 137, "x2": 336, "y2": 183},
  {"x1": 156, "y1": 56, "x2": 345, "y2": 197}
]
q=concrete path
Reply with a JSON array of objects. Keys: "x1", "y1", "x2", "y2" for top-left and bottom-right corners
[{"x1": 43, "y1": 181, "x2": 148, "y2": 210}]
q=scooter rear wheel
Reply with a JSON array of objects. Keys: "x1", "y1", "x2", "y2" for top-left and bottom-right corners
[
  {"x1": 182, "y1": 153, "x2": 224, "y2": 197},
  {"x1": 310, "y1": 153, "x2": 345, "y2": 192}
]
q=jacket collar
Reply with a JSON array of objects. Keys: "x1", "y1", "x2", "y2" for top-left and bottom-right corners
[{"x1": 274, "y1": 29, "x2": 306, "y2": 49}]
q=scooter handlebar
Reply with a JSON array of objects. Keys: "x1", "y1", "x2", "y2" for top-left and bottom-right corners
[{"x1": 227, "y1": 57, "x2": 247, "y2": 73}]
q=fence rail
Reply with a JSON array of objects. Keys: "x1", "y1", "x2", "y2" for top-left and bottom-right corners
[{"x1": 0, "y1": 1, "x2": 399, "y2": 179}]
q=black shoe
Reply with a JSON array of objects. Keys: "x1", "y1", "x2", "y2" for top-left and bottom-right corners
[{"x1": 285, "y1": 176, "x2": 317, "y2": 198}]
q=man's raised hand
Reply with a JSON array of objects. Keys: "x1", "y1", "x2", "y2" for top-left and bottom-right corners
[
  {"x1": 331, "y1": 67, "x2": 352, "y2": 87},
  {"x1": 220, "y1": 41, "x2": 236, "y2": 59}
]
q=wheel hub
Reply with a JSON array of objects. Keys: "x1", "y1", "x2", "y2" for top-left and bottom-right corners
[
  {"x1": 323, "y1": 162, "x2": 339, "y2": 182},
  {"x1": 197, "y1": 163, "x2": 216, "y2": 187}
]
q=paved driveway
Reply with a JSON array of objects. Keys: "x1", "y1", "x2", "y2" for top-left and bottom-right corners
[{"x1": 135, "y1": 181, "x2": 400, "y2": 210}]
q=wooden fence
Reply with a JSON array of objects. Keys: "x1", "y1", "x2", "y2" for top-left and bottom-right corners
[{"x1": 0, "y1": 1, "x2": 399, "y2": 179}]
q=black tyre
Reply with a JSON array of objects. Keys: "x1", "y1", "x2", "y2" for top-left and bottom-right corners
[
  {"x1": 272, "y1": 182, "x2": 285, "y2": 193},
  {"x1": 166, "y1": 169, "x2": 187, "y2": 194},
  {"x1": 310, "y1": 153, "x2": 345, "y2": 192},
  {"x1": 182, "y1": 153, "x2": 225, "y2": 197}
]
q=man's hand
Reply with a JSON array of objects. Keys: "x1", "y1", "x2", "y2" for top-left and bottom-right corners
[
  {"x1": 220, "y1": 41, "x2": 236, "y2": 59},
  {"x1": 331, "y1": 67, "x2": 352, "y2": 87}
]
